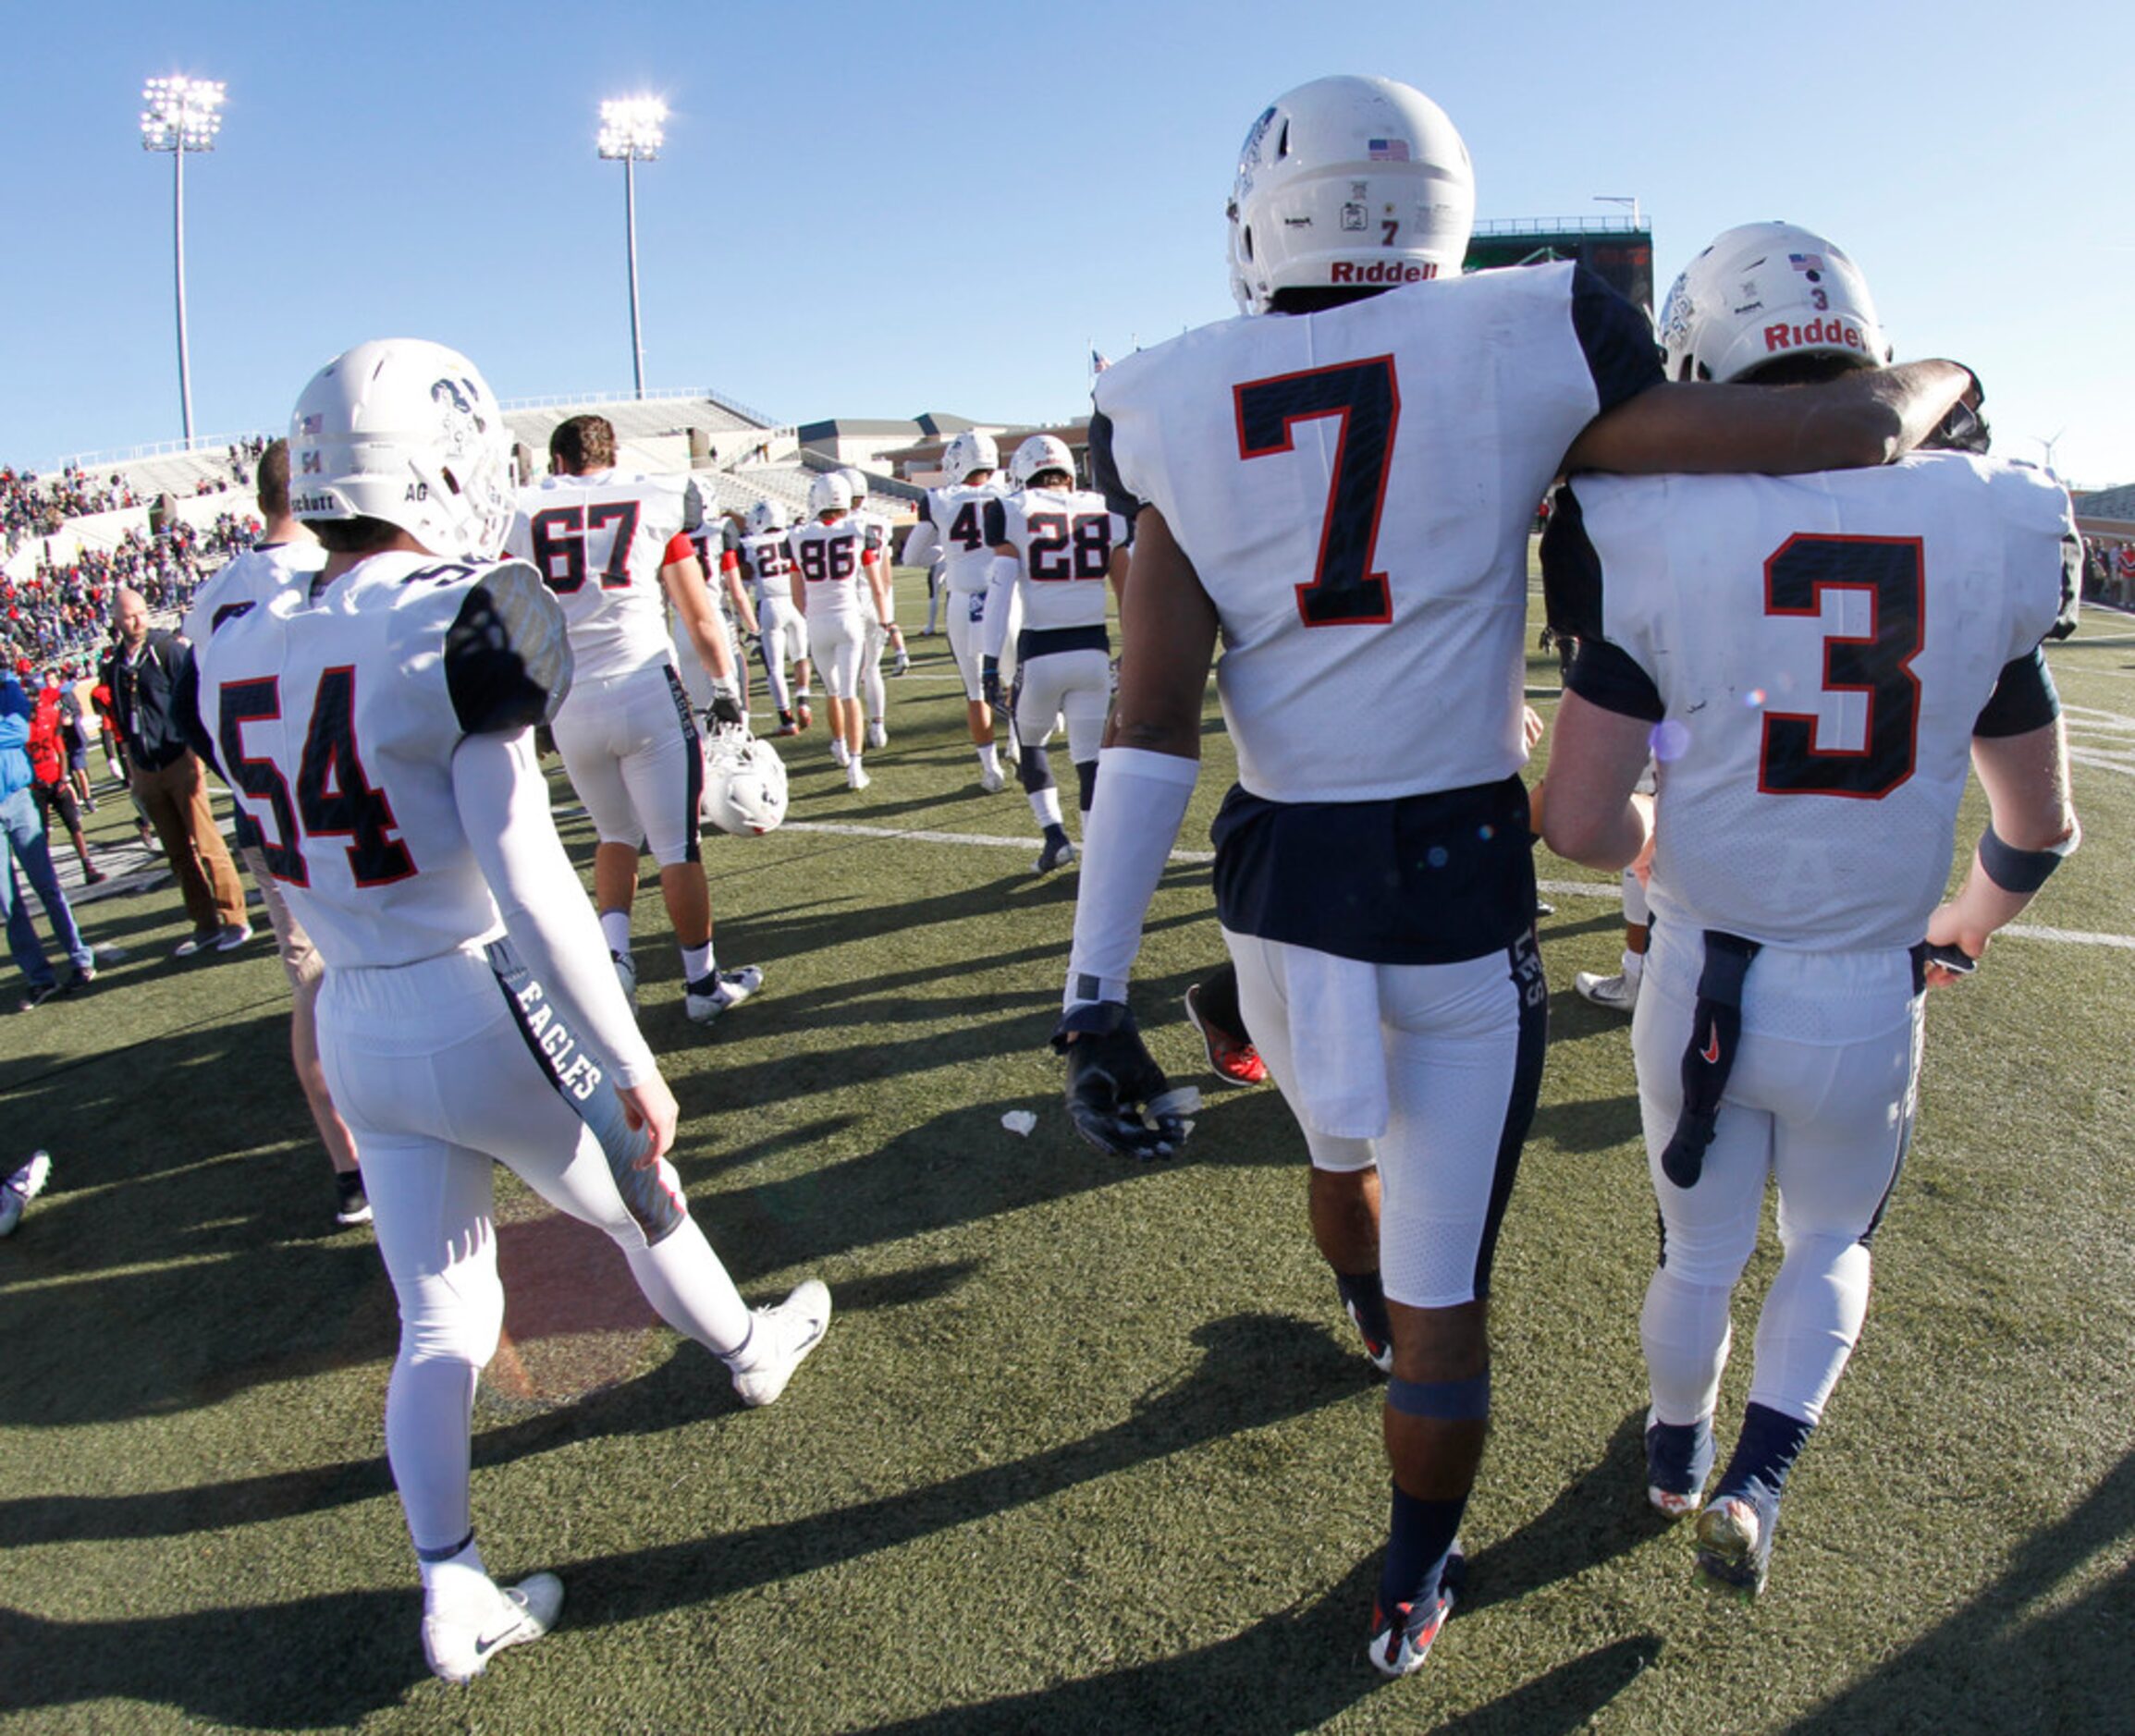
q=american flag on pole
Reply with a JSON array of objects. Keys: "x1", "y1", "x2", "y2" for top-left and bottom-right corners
[{"x1": 1091, "y1": 348, "x2": 1111, "y2": 375}]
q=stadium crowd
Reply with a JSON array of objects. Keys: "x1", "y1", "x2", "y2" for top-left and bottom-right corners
[{"x1": 1, "y1": 512, "x2": 260, "y2": 673}]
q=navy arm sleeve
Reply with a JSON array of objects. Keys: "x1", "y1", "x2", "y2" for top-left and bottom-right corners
[
  {"x1": 982, "y1": 497, "x2": 1007, "y2": 545},
  {"x1": 446, "y1": 562, "x2": 574, "y2": 736},
  {"x1": 1565, "y1": 637, "x2": 1664, "y2": 723},
  {"x1": 1568, "y1": 263, "x2": 1666, "y2": 414},
  {"x1": 1972, "y1": 648, "x2": 2061, "y2": 739},
  {"x1": 1539, "y1": 483, "x2": 1605, "y2": 642}
]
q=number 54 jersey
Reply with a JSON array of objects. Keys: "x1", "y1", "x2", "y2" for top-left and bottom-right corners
[
  {"x1": 191, "y1": 552, "x2": 571, "y2": 971},
  {"x1": 1090, "y1": 260, "x2": 1659, "y2": 804},
  {"x1": 1546, "y1": 453, "x2": 2078, "y2": 950}
]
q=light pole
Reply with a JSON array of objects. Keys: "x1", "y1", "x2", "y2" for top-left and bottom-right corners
[
  {"x1": 597, "y1": 96, "x2": 666, "y2": 400},
  {"x1": 141, "y1": 75, "x2": 225, "y2": 447}
]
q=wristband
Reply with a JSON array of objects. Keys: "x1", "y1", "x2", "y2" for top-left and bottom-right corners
[{"x1": 1978, "y1": 822, "x2": 2072, "y2": 894}]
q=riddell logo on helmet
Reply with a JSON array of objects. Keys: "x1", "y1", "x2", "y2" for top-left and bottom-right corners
[
  {"x1": 1764, "y1": 317, "x2": 1867, "y2": 354},
  {"x1": 1330, "y1": 260, "x2": 1440, "y2": 285}
]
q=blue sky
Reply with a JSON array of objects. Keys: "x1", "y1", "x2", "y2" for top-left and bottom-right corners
[{"x1": 4, "y1": 1, "x2": 2128, "y2": 486}]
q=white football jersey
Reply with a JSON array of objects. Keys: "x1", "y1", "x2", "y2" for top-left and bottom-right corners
[
  {"x1": 785, "y1": 520, "x2": 880, "y2": 620},
  {"x1": 1552, "y1": 455, "x2": 2076, "y2": 949},
  {"x1": 505, "y1": 469, "x2": 693, "y2": 681},
  {"x1": 190, "y1": 550, "x2": 570, "y2": 971},
  {"x1": 737, "y1": 528, "x2": 798, "y2": 605},
  {"x1": 181, "y1": 539, "x2": 328, "y2": 644},
  {"x1": 924, "y1": 481, "x2": 1010, "y2": 594},
  {"x1": 1094, "y1": 260, "x2": 1657, "y2": 804},
  {"x1": 986, "y1": 486, "x2": 1127, "y2": 633}
]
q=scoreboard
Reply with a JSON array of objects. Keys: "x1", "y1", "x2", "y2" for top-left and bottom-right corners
[{"x1": 1466, "y1": 221, "x2": 1655, "y2": 318}]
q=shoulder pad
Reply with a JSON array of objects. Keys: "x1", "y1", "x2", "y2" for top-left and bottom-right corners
[{"x1": 445, "y1": 560, "x2": 574, "y2": 736}]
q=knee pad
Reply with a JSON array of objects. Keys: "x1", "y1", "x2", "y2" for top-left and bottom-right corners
[
  {"x1": 1075, "y1": 757, "x2": 1098, "y2": 815},
  {"x1": 1019, "y1": 745, "x2": 1054, "y2": 795}
]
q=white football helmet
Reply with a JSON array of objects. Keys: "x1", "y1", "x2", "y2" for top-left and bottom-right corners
[
  {"x1": 1227, "y1": 76, "x2": 1475, "y2": 316},
  {"x1": 288, "y1": 338, "x2": 515, "y2": 558},
  {"x1": 1010, "y1": 434, "x2": 1074, "y2": 489},
  {"x1": 1659, "y1": 222, "x2": 1892, "y2": 385},
  {"x1": 745, "y1": 498, "x2": 787, "y2": 536},
  {"x1": 943, "y1": 431, "x2": 999, "y2": 482},
  {"x1": 839, "y1": 466, "x2": 870, "y2": 505},
  {"x1": 701, "y1": 727, "x2": 790, "y2": 836},
  {"x1": 807, "y1": 471, "x2": 853, "y2": 519}
]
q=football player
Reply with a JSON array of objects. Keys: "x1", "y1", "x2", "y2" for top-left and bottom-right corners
[
  {"x1": 505, "y1": 416, "x2": 761, "y2": 1025},
  {"x1": 902, "y1": 431, "x2": 1014, "y2": 789},
  {"x1": 674, "y1": 508, "x2": 760, "y2": 718},
  {"x1": 1053, "y1": 77, "x2": 1981, "y2": 1678},
  {"x1": 184, "y1": 340, "x2": 830, "y2": 1682},
  {"x1": 1538, "y1": 223, "x2": 2078, "y2": 1598},
  {"x1": 735, "y1": 499, "x2": 812, "y2": 736},
  {"x1": 839, "y1": 467, "x2": 901, "y2": 752},
  {"x1": 985, "y1": 434, "x2": 1129, "y2": 872},
  {"x1": 180, "y1": 439, "x2": 366, "y2": 1227},
  {"x1": 787, "y1": 472, "x2": 890, "y2": 789}
]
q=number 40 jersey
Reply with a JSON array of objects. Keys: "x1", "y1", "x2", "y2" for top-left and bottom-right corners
[{"x1": 1545, "y1": 453, "x2": 2078, "y2": 950}]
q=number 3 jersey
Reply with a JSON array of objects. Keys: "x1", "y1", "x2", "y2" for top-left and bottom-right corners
[
  {"x1": 1091, "y1": 260, "x2": 1659, "y2": 806},
  {"x1": 190, "y1": 551, "x2": 571, "y2": 971},
  {"x1": 1546, "y1": 454, "x2": 2078, "y2": 950},
  {"x1": 504, "y1": 470, "x2": 694, "y2": 682}
]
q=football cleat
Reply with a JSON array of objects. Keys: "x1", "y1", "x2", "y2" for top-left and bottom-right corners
[
  {"x1": 830, "y1": 738, "x2": 850, "y2": 767},
  {"x1": 1367, "y1": 1589, "x2": 1452, "y2": 1680},
  {"x1": 730, "y1": 1278, "x2": 832, "y2": 1408},
  {"x1": 1035, "y1": 831, "x2": 1076, "y2": 874},
  {"x1": 0, "y1": 1150, "x2": 52, "y2": 1237},
  {"x1": 775, "y1": 712, "x2": 800, "y2": 738},
  {"x1": 611, "y1": 950, "x2": 638, "y2": 1007},
  {"x1": 890, "y1": 649, "x2": 911, "y2": 677},
  {"x1": 1646, "y1": 1411, "x2": 1715, "y2": 1521},
  {"x1": 846, "y1": 761, "x2": 871, "y2": 792},
  {"x1": 1184, "y1": 982, "x2": 1268, "y2": 1086},
  {"x1": 1695, "y1": 1489, "x2": 1778, "y2": 1598},
  {"x1": 794, "y1": 699, "x2": 813, "y2": 730},
  {"x1": 334, "y1": 1170, "x2": 373, "y2": 1229},
  {"x1": 684, "y1": 965, "x2": 763, "y2": 1025},
  {"x1": 978, "y1": 764, "x2": 1007, "y2": 794},
  {"x1": 1344, "y1": 1299, "x2": 1394, "y2": 1375},
  {"x1": 422, "y1": 1571, "x2": 564, "y2": 1684},
  {"x1": 865, "y1": 720, "x2": 888, "y2": 750},
  {"x1": 1575, "y1": 970, "x2": 1638, "y2": 1014}
]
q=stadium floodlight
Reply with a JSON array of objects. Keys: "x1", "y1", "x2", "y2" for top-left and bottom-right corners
[
  {"x1": 597, "y1": 96, "x2": 667, "y2": 400},
  {"x1": 141, "y1": 75, "x2": 226, "y2": 447}
]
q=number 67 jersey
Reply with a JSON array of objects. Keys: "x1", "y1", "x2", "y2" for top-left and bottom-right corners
[
  {"x1": 1545, "y1": 453, "x2": 2078, "y2": 949},
  {"x1": 190, "y1": 553, "x2": 571, "y2": 970}
]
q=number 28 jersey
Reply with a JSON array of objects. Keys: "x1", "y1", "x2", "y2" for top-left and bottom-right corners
[
  {"x1": 985, "y1": 486, "x2": 1128, "y2": 633},
  {"x1": 1546, "y1": 454, "x2": 2078, "y2": 950},
  {"x1": 1091, "y1": 260, "x2": 1658, "y2": 805},
  {"x1": 190, "y1": 551, "x2": 571, "y2": 971},
  {"x1": 505, "y1": 469, "x2": 693, "y2": 682}
]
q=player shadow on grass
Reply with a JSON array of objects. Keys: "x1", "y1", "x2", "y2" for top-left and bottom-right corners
[
  {"x1": 0, "y1": 1312, "x2": 1368, "y2": 1729},
  {"x1": 1785, "y1": 1446, "x2": 2135, "y2": 1732}
]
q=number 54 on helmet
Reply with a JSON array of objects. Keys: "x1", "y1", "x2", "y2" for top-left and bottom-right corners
[{"x1": 701, "y1": 726, "x2": 790, "y2": 836}]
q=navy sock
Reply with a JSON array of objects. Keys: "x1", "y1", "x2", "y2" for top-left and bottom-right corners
[
  {"x1": 1716, "y1": 1400, "x2": 1813, "y2": 1509},
  {"x1": 1335, "y1": 1270, "x2": 1392, "y2": 1352},
  {"x1": 1379, "y1": 1484, "x2": 1466, "y2": 1620}
]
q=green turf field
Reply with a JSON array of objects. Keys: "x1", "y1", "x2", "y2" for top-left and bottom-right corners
[{"x1": 4, "y1": 564, "x2": 2131, "y2": 1733}]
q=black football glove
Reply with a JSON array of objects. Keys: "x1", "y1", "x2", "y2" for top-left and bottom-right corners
[
  {"x1": 1055, "y1": 1006, "x2": 1190, "y2": 1162},
  {"x1": 705, "y1": 684, "x2": 745, "y2": 729}
]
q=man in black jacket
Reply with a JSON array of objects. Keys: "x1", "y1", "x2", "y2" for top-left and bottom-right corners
[{"x1": 109, "y1": 587, "x2": 249, "y2": 955}]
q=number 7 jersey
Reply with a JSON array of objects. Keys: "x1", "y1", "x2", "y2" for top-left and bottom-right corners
[
  {"x1": 1546, "y1": 453, "x2": 2078, "y2": 949},
  {"x1": 1089, "y1": 260, "x2": 1659, "y2": 804}
]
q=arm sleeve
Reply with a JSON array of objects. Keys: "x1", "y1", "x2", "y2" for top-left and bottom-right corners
[
  {"x1": 451, "y1": 730, "x2": 659, "y2": 1088},
  {"x1": 662, "y1": 532, "x2": 695, "y2": 568},
  {"x1": 1567, "y1": 263, "x2": 1666, "y2": 415},
  {"x1": 1539, "y1": 483, "x2": 1605, "y2": 641},
  {"x1": 444, "y1": 562, "x2": 574, "y2": 735},
  {"x1": 1972, "y1": 648, "x2": 2061, "y2": 739},
  {"x1": 981, "y1": 556, "x2": 1018, "y2": 660},
  {"x1": 1061, "y1": 747, "x2": 1200, "y2": 1012},
  {"x1": 1564, "y1": 636, "x2": 1664, "y2": 722},
  {"x1": 982, "y1": 497, "x2": 1008, "y2": 546}
]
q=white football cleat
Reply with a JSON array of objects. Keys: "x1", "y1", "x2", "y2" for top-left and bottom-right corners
[
  {"x1": 0, "y1": 1150, "x2": 52, "y2": 1238},
  {"x1": 865, "y1": 720, "x2": 888, "y2": 749},
  {"x1": 730, "y1": 1278, "x2": 832, "y2": 1408},
  {"x1": 1575, "y1": 970, "x2": 1639, "y2": 1014},
  {"x1": 422, "y1": 1571, "x2": 564, "y2": 1684},
  {"x1": 846, "y1": 761, "x2": 871, "y2": 791},
  {"x1": 979, "y1": 764, "x2": 1006, "y2": 794},
  {"x1": 685, "y1": 965, "x2": 764, "y2": 1025},
  {"x1": 830, "y1": 738, "x2": 851, "y2": 767}
]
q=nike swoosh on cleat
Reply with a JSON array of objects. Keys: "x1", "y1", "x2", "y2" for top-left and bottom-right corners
[{"x1": 472, "y1": 1620, "x2": 526, "y2": 1657}]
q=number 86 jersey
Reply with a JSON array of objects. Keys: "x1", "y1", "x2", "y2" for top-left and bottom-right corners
[
  {"x1": 1090, "y1": 260, "x2": 1658, "y2": 804},
  {"x1": 191, "y1": 552, "x2": 571, "y2": 971}
]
